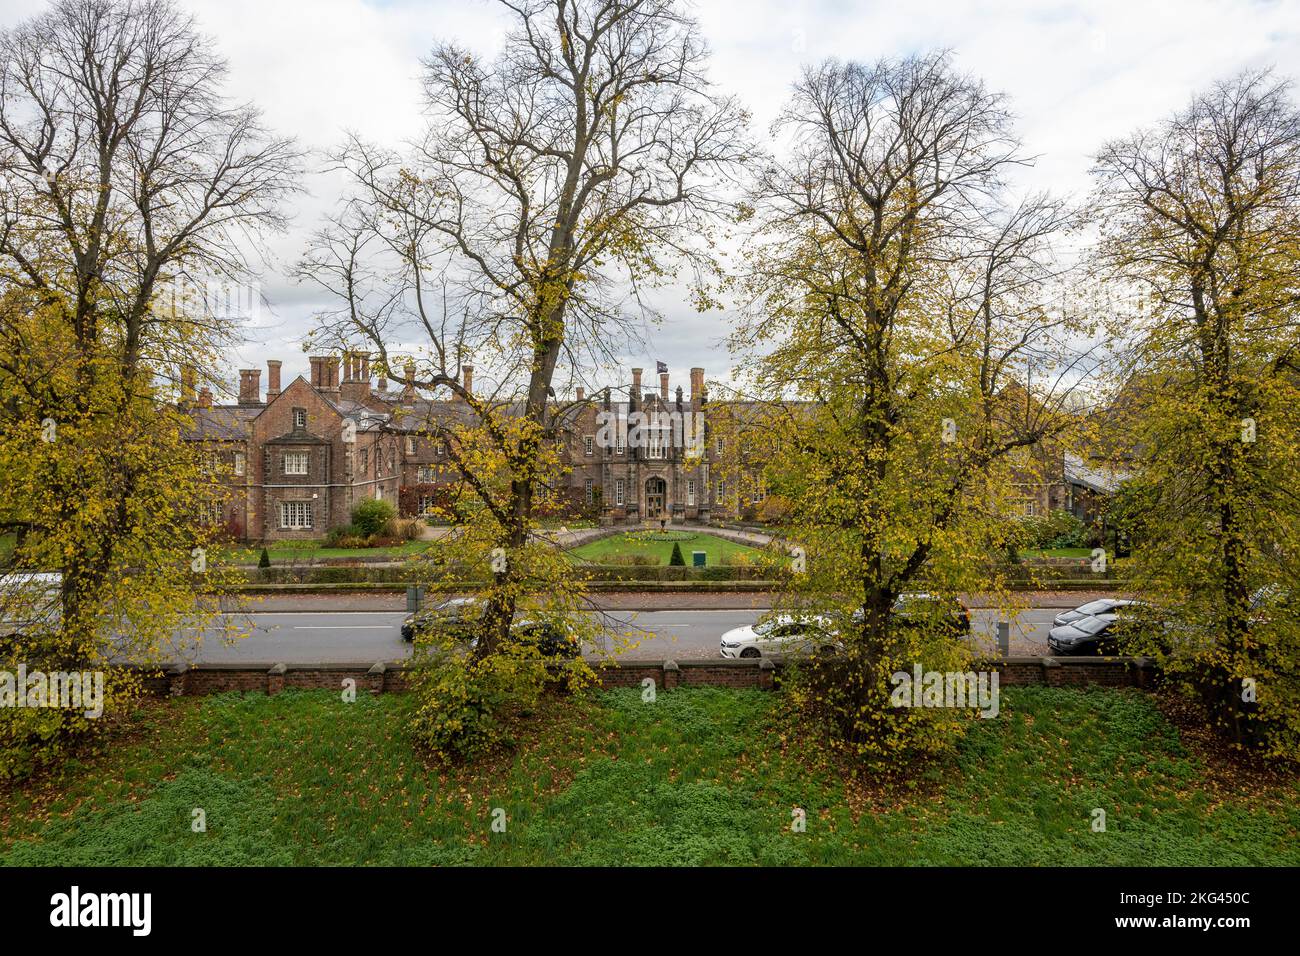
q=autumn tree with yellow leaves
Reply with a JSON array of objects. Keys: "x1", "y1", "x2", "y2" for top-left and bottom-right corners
[
  {"x1": 0, "y1": 0, "x2": 299, "y2": 776},
  {"x1": 1092, "y1": 70, "x2": 1300, "y2": 761},
  {"x1": 297, "y1": 0, "x2": 750, "y2": 757},
  {"x1": 732, "y1": 53, "x2": 1097, "y2": 768}
]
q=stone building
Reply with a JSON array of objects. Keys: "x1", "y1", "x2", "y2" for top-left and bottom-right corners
[
  {"x1": 186, "y1": 355, "x2": 740, "y2": 542},
  {"x1": 187, "y1": 351, "x2": 1125, "y2": 543}
]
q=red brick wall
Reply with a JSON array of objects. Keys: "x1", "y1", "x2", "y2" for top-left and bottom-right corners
[{"x1": 123, "y1": 655, "x2": 1158, "y2": 699}]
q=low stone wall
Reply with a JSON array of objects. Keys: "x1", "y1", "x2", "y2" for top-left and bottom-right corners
[{"x1": 125, "y1": 655, "x2": 1158, "y2": 698}]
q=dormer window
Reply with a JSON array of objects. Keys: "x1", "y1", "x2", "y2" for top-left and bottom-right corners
[{"x1": 293, "y1": 408, "x2": 306, "y2": 430}]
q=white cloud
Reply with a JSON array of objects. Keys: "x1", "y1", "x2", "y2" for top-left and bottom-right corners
[{"x1": 4, "y1": 0, "x2": 1298, "y2": 393}]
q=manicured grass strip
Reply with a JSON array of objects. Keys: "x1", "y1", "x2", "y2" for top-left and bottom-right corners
[
  {"x1": 568, "y1": 531, "x2": 763, "y2": 567},
  {"x1": 1, "y1": 687, "x2": 1296, "y2": 866}
]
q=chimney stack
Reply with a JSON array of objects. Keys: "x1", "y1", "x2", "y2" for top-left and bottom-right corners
[
  {"x1": 238, "y1": 368, "x2": 262, "y2": 406},
  {"x1": 660, "y1": 372, "x2": 669, "y2": 401},
  {"x1": 198, "y1": 387, "x2": 213, "y2": 408},
  {"x1": 631, "y1": 368, "x2": 643, "y2": 402},
  {"x1": 323, "y1": 356, "x2": 340, "y2": 397},
  {"x1": 341, "y1": 350, "x2": 372, "y2": 402},
  {"x1": 266, "y1": 360, "x2": 282, "y2": 402},
  {"x1": 690, "y1": 367, "x2": 705, "y2": 404},
  {"x1": 309, "y1": 356, "x2": 325, "y2": 389},
  {"x1": 462, "y1": 365, "x2": 474, "y2": 398},
  {"x1": 179, "y1": 365, "x2": 196, "y2": 405},
  {"x1": 576, "y1": 387, "x2": 585, "y2": 402}
]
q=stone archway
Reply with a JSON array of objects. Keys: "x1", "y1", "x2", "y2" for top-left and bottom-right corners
[{"x1": 645, "y1": 476, "x2": 667, "y2": 518}]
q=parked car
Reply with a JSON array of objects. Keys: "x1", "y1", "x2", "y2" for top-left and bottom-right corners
[
  {"x1": 886, "y1": 593, "x2": 972, "y2": 636},
  {"x1": 401, "y1": 598, "x2": 581, "y2": 658},
  {"x1": 719, "y1": 594, "x2": 972, "y2": 659},
  {"x1": 1047, "y1": 612, "x2": 1124, "y2": 655},
  {"x1": 719, "y1": 614, "x2": 837, "y2": 659},
  {"x1": 0, "y1": 571, "x2": 62, "y2": 644},
  {"x1": 1053, "y1": 598, "x2": 1144, "y2": 628},
  {"x1": 847, "y1": 594, "x2": 971, "y2": 636},
  {"x1": 1248, "y1": 586, "x2": 1295, "y2": 625}
]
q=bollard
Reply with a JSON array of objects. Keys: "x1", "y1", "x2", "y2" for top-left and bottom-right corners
[{"x1": 996, "y1": 620, "x2": 1010, "y2": 657}]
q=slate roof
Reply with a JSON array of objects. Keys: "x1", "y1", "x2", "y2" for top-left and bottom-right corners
[
  {"x1": 1063, "y1": 453, "x2": 1130, "y2": 494},
  {"x1": 184, "y1": 405, "x2": 259, "y2": 441}
]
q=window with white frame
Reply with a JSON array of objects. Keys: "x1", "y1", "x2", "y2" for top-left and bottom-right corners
[
  {"x1": 419, "y1": 494, "x2": 437, "y2": 516},
  {"x1": 716, "y1": 436, "x2": 725, "y2": 455},
  {"x1": 406, "y1": 436, "x2": 416, "y2": 455},
  {"x1": 293, "y1": 408, "x2": 306, "y2": 430},
  {"x1": 283, "y1": 451, "x2": 308, "y2": 475},
  {"x1": 615, "y1": 479, "x2": 625, "y2": 506},
  {"x1": 716, "y1": 479, "x2": 726, "y2": 502},
  {"x1": 418, "y1": 465, "x2": 435, "y2": 483},
  {"x1": 233, "y1": 452, "x2": 245, "y2": 477},
  {"x1": 648, "y1": 427, "x2": 666, "y2": 459},
  {"x1": 584, "y1": 478, "x2": 593, "y2": 503},
  {"x1": 751, "y1": 478, "x2": 767, "y2": 504},
  {"x1": 686, "y1": 479, "x2": 695, "y2": 505},
  {"x1": 279, "y1": 501, "x2": 313, "y2": 529},
  {"x1": 615, "y1": 425, "x2": 625, "y2": 455}
]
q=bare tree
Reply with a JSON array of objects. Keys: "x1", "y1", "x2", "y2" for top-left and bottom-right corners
[
  {"x1": 0, "y1": 0, "x2": 300, "y2": 394},
  {"x1": 298, "y1": 0, "x2": 750, "y2": 652}
]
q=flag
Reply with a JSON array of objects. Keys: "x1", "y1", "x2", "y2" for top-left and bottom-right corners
[{"x1": 656, "y1": 360, "x2": 668, "y2": 374}]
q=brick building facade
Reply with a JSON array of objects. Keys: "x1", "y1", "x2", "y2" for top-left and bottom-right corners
[
  {"x1": 188, "y1": 352, "x2": 1121, "y2": 544},
  {"x1": 187, "y1": 355, "x2": 749, "y2": 542}
]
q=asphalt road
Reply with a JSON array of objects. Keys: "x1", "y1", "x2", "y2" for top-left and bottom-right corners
[{"x1": 176, "y1": 606, "x2": 1063, "y2": 664}]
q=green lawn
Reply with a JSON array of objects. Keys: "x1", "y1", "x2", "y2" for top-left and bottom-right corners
[
  {"x1": 1, "y1": 686, "x2": 1295, "y2": 865},
  {"x1": 569, "y1": 531, "x2": 763, "y2": 566},
  {"x1": 1022, "y1": 548, "x2": 1093, "y2": 559}
]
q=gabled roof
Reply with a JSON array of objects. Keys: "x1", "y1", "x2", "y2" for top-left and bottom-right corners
[
  {"x1": 1064, "y1": 454, "x2": 1130, "y2": 494},
  {"x1": 184, "y1": 405, "x2": 259, "y2": 441}
]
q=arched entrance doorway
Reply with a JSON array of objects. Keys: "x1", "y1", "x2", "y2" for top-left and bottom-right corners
[{"x1": 645, "y1": 476, "x2": 667, "y2": 518}]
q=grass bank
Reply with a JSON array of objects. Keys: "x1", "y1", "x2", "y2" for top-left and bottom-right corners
[{"x1": 1, "y1": 686, "x2": 1295, "y2": 866}]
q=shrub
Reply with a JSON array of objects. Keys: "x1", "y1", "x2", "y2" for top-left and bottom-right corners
[
  {"x1": 599, "y1": 554, "x2": 660, "y2": 566},
  {"x1": 757, "y1": 494, "x2": 793, "y2": 524},
  {"x1": 1016, "y1": 509, "x2": 1087, "y2": 550},
  {"x1": 351, "y1": 499, "x2": 397, "y2": 537},
  {"x1": 257, "y1": 548, "x2": 270, "y2": 569},
  {"x1": 669, "y1": 542, "x2": 685, "y2": 566},
  {"x1": 387, "y1": 517, "x2": 424, "y2": 541}
]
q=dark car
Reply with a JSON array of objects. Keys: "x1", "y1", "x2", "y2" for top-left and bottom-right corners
[
  {"x1": 851, "y1": 593, "x2": 972, "y2": 636},
  {"x1": 401, "y1": 599, "x2": 581, "y2": 659},
  {"x1": 1047, "y1": 612, "x2": 1121, "y2": 655}
]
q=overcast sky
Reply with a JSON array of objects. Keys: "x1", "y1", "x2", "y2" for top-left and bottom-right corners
[{"x1": 4, "y1": 0, "x2": 1299, "y2": 397}]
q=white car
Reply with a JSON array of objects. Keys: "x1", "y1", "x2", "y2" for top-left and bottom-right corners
[
  {"x1": 1053, "y1": 598, "x2": 1143, "y2": 628},
  {"x1": 719, "y1": 614, "x2": 839, "y2": 659}
]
